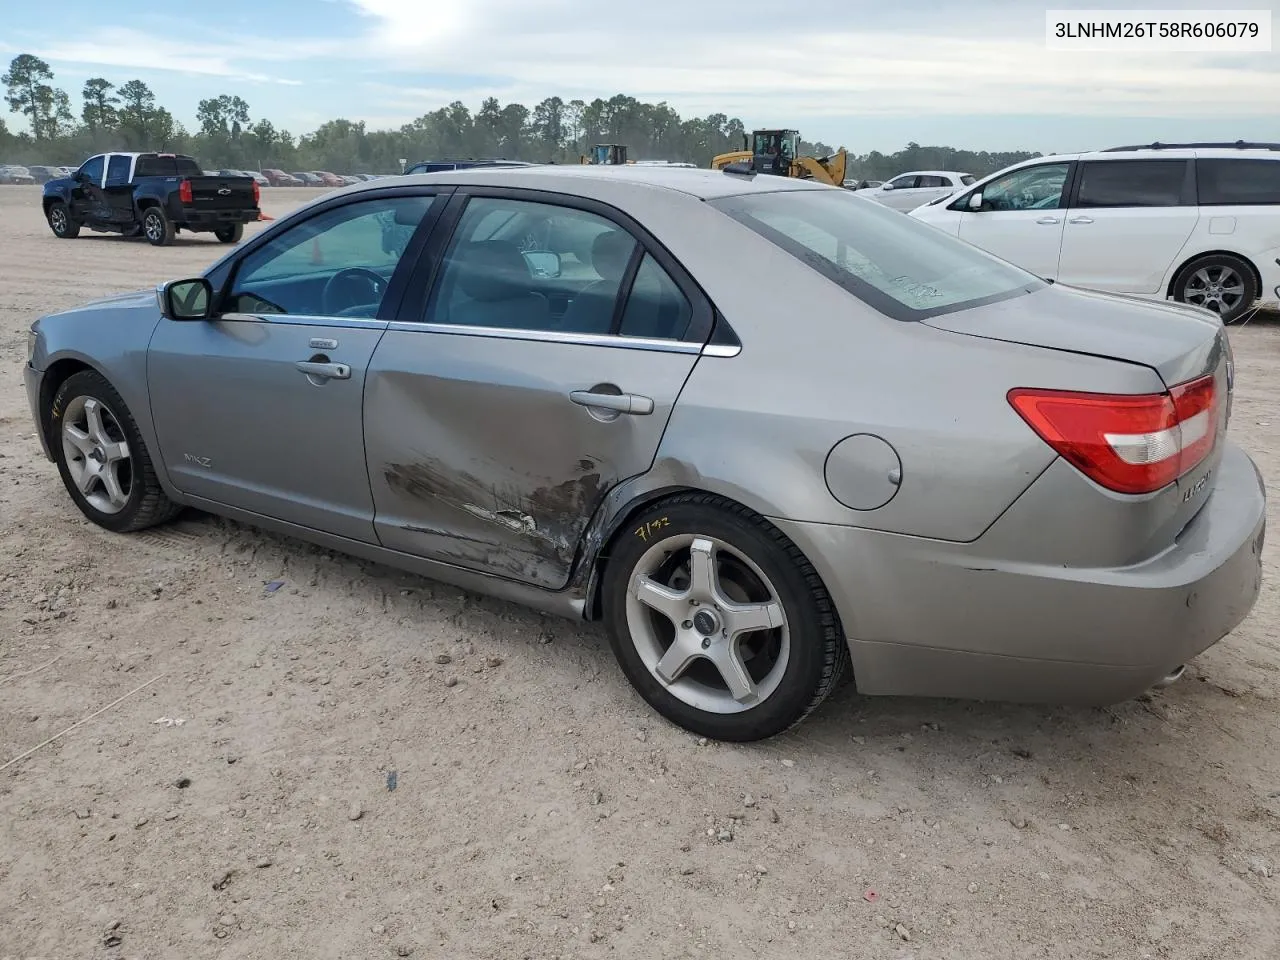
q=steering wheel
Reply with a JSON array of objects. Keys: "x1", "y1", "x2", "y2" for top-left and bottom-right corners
[{"x1": 322, "y1": 267, "x2": 387, "y2": 317}]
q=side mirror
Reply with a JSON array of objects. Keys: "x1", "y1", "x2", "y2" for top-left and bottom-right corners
[
  {"x1": 968, "y1": 192, "x2": 984, "y2": 211},
  {"x1": 160, "y1": 277, "x2": 214, "y2": 320},
  {"x1": 881, "y1": 183, "x2": 894, "y2": 190},
  {"x1": 523, "y1": 250, "x2": 562, "y2": 279}
]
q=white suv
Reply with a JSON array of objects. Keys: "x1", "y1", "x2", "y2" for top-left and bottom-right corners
[
  {"x1": 867, "y1": 170, "x2": 975, "y2": 211},
  {"x1": 908, "y1": 142, "x2": 1280, "y2": 323}
]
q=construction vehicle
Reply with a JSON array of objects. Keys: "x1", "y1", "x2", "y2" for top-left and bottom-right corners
[
  {"x1": 710, "y1": 129, "x2": 847, "y2": 186},
  {"x1": 580, "y1": 144, "x2": 630, "y2": 165}
]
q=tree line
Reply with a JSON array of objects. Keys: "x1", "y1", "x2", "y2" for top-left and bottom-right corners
[{"x1": 1, "y1": 54, "x2": 1041, "y2": 180}]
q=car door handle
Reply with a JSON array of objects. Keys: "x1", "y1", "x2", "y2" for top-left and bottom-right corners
[
  {"x1": 295, "y1": 360, "x2": 351, "y2": 380},
  {"x1": 1036, "y1": 216, "x2": 1061, "y2": 224},
  {"x1": 1068, "y1": 216, "x2": 1094, "y2": 224},
  {"x1": 569, "y1": 390, "x2": 654, "y2": 415}
]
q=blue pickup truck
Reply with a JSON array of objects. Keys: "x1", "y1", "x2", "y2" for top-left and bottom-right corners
[{"x1": 42, "y1": 152, "x2": 261, "y2": 246}]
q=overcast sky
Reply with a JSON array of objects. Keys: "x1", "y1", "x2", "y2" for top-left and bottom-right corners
[{"x1": 3, "y1": 0, "x2": 1277, "y2": 153}]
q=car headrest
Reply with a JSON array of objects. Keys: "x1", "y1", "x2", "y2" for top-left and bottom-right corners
[
  {"x1": 591, "y1": 231, "x2": 635, "y2": 283},
  {"x1": 455, "y1": 240, "x2": 534, "y2": 302}
]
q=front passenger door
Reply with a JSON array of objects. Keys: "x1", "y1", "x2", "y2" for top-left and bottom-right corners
[
  {"x1": 956, "y1": 162, "x2": 1073, "y2": 280},
  {"x1": 365, "y1": 192, "x2": 711, "y2": 589},
  {"x1": 147, "y1": 190, "x2": 442, "y2": 542}
]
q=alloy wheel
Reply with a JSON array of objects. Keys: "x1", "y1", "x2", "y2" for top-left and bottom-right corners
[
  {"x1": 624, "y1": 534, "x2": 790, "y2": 714},
  {"x1": 60, "y1": 395, "x2": 133, "y2": 514},
  {"x1": 1184, "y1": 265, "x2": 1246, "y2": 317}
]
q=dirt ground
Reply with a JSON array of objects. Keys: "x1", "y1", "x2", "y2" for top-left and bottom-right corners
[{"x1": 2, "y1": 184, "x2": 1279, "y2": 960}]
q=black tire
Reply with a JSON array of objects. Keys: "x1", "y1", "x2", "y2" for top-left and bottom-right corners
[
  {"x1": 141, "y1": 206, "x2": 174, "y2": 246},
  {"x1": 47, "y1": 201, "x2": 80, "y2": 238},
  {"x1": 215, "y1": 223, "x2": 244, "y2": 244},
  {"x1": 1172, "y1": 253, "x2": 1258, "y2": 325},
  {"x1": 48, "y1": 370, "x2": 182, "y2": 533},
  {"x1": 602, "y1": 493, "x2": 848, "y2": 742}
]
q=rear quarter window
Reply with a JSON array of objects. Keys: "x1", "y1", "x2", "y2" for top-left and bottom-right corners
[
  {"x1": 710, "y1": 189, "x2": 1044, "y2": 321},
  {"x1": 1197, "y1": 158, "x2": 1280, "y2": 205}
]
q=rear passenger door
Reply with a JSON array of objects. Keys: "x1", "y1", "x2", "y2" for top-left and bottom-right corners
[
  {"x1": 364, "y1": 189, "x2": 713, "y2": 590},
  {"x1": 1056, "y1": 158, "x2": 1199, "y2": 294},
  {"x1": 104, "y1": 154, "x2": 134, "y2": 223}
]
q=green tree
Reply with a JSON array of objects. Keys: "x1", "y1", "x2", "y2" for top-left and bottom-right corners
[
  {"x1": 2, "y1": 54, "x2": 65, "y2": 141},
  {"x1": 117, "y1": 79, "x2": 160, "y2": 147},
  {"x1": 81, "y1": 77, "x2": 119, "y2": 133}
]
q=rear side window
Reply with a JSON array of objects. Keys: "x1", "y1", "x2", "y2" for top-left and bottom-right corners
[
  {"x1": 105, "y1": 155, "x2": 131, "y2": 185},
  {"x1": 1075, "y1": 160, "x2": 1189, "y2": 208},
  {"x1": 135, "y1": 155, "x2": 202, "y2": 177},
  {"x1": 961, "y1": 175, "x2": 976, "y2": 185},
  {"x1": 711, "y1": 189, "x2": 1043, "y2": 321},
  {"x1": 1197, "y1": 158, "x2": 1280, "y2": 205},
  {"x1": 618, "y1": 254, "x2": 693, "y2": 340}
]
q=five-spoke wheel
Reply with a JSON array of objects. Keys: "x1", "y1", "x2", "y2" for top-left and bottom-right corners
[{"x1": 604, "y1": 494, "x2": 847, "y2": 742}]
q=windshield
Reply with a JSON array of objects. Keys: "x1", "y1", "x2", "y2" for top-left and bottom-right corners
[{"x1": 709, "y1": 189, "x2": 1043, "y2": 320}]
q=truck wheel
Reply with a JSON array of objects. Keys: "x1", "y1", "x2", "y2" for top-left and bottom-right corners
[
  {"x1": 48, "y1": 202, "x2": 80, "y2": 239},
  {"x1": 215, "y1": 223, "x2": 244, "y2": 244},
  {"x1": 142, "y1": 207, "x2": 175, "y2": 246}
]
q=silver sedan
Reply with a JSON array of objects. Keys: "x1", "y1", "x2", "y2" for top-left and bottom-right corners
[{"x1": 23, "y1": 165, "x2": 1266, "y2": 741}]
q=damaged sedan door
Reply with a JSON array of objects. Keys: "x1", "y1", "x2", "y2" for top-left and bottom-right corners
[{"x1": 365, "y1": 191, "x2": 714, "y2": 589}]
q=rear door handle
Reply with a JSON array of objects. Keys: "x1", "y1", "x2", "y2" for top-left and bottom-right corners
[
  {"x1": 1036, "y1": 216, "x2": 1061, "y2": 224},
  {"x1": 570, "y1": 390, "x2": 654, "y2": 415},
  {"x1": 295, "y1": 360, "x2": 351, "y2": 380},
  {"x1": 1068, "y1": 216, "x2": 1094, "y2": 224}
]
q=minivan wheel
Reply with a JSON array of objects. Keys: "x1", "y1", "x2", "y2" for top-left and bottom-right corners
[
  {"x1": 602, "y1": 494, "x2": 847, "y2": 742},
  {"x1": 47, "y1": 202, "x2": 80, "y2": 238},
  {"x1": 48, "y1": 370, "x2": 182, "y2": 533},
  {"x1": 1173, "y1": 254, "x2": 1258, "y2": 324}
]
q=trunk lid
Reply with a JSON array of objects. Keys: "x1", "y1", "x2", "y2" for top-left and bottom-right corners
[
  {"x1": 183, "y1": 175, "x2": 257, "y2": 212},
  {"x1": 923, "y1": 283, "x2": 1225, "y2": 386},
  {"x1": 928, "y1": 282, "x2": 1233, "y2": 533}
]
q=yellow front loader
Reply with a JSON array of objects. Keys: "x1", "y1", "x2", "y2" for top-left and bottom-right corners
[{"x1": 711, "y1": 129, "x2": 847, "y2": 186}]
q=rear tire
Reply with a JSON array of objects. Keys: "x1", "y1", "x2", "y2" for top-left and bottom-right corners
[
  {"x1": 48, "y1": 202, "x2": 80, "y2": 238},
  {"x1": 48, "y1": 370, "x2": 182, "y2": 533},
  {"x1": 1173, "y1": 253, "x2": 1258, "y2": 325},
  {"x1": 215, "y1": 223, "x2": 244, "y2": 244},
  {"x1": 602, "y1": 494, "x2": 848, "y2": 742},
  {"x1": 142, "y1": 206, "x2": 174, "y2": 246}
]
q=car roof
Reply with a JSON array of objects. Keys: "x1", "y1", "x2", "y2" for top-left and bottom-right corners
[
  {"x1": 348, "y1": 163, "x2": 833, "y2": 201},
  {"x1": 894, "y1": 170, "x2": 972, "y2": 178}
]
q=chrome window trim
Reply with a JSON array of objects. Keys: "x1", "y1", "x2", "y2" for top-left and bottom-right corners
[
  {"x1": 219, "y1": 313, "x2": 389, "y2": 330},
  {"x1": 384, "y1": 320, "x2": 716, "y2": 354}
]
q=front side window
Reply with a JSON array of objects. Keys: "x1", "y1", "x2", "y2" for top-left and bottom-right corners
[
  {"x1": 224, "y1": 194, "x2": 433, "y2": 318},
  {"x1": 888, "y1": 175, "x2": 918, "y2": 190},
  {"x1": 1075, "y1": 160, "x2": 1189, "y2": 208},
  {"x1": 711, "y1": 189, "x2": 1043, "y2": 320},
  {"x1": 975, "y1": 163, "x2": 1071, "y2": 211},
  {"x1": 79, "y1": 155, "x2": 105, "y2": 183},
  {"x1": 1197, "y1": 158, "x2": 1280, "y2": 205},
  {"x1": 428, "y1": 197, "x2": 639, "y2": 334}
]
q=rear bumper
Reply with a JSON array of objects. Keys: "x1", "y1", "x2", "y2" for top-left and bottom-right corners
[
  {"x1": 773, "y1": 441, "x2": 1266, "y2": 705},
  {"x1": 178, "y1": 208, "x2": 260, "y2": 228}
]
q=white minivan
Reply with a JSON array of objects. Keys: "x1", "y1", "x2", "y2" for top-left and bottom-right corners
[{"x1": 908, "y1": 142, "x2": 1280, "y2": 323}]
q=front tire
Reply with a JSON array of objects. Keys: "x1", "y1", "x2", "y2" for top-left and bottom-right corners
[
  {"x1": 142, "y1": 206, "x2": 174, "y2": 246},
  {"x1": 1173, "y1": 253, "x2": 1258, "y2": 324},
  {"x1": 47, "y1": 202, "x2": 80, "y2": 238},
  {"x1": 602, "y1": 494, "x2": 847, "y2": 742},
  {"x1": 48, "y1": 370, "x2": 182, "y2": 533},
  {"x1": 215, "y1": 223, "x2": 244, "y2": 244}
]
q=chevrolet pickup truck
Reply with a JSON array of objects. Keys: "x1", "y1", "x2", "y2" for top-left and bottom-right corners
[{"x1": 42, "y1": 152, "x2": 261, "y2": 246}]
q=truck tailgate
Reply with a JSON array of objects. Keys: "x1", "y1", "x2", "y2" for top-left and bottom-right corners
[{"x1": 185, "y1": 175, "x2": 256, "y2": 211}]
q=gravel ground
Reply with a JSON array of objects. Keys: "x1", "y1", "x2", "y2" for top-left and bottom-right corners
[{"x1": 2, "y1": 184, "x2": 1279, "y2": 960}]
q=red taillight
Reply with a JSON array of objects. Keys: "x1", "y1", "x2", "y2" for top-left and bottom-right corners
[
  {"x1": 178, "y1": 179, "x2": 192, "y2": 203},
  {"x1": 1008, "y1": 374, "x2": 1217, "y2": 495},
  {"x1": 252, "y1": 179, "x2": 260, "y2": 205}
]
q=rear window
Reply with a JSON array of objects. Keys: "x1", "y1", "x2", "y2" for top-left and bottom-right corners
[
  {"x1": 710, "y1": 189, "x2": 1044, "y2": 321},
  {"x1": 1075, "y1": 160, "x2": 1189, "y2": 208},
  {"x1": 1197, "y1": 158, "x2": 1280, "y2": 205},
  {"x1": 135, "y1": 155, "x2": 203, "y2": 178}
]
